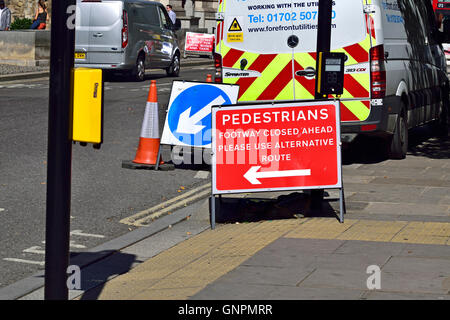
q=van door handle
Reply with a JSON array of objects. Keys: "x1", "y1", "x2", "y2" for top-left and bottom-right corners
[
  {"x1": 93, "y1": 33, "x2": 103, "y2": 37},
  {"x1": 295, "y1": 68, "x2": 316, "y2": 77}
]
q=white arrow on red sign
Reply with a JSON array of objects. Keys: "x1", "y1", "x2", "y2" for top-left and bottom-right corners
[{"x1": 243, "y1": 166, "x2": 311, "y2": 185}]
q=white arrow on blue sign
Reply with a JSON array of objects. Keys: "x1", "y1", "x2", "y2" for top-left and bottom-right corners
[{"x1": 161, "y1": 81, "x2": 239, "y2": 148}]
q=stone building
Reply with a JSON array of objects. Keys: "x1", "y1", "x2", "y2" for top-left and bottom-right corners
[
  {"x1": 170, "y1": 0, "x2": 218, "y2": 33},
  {"x1": 5, "y1": 0, "x2": 218, "y2": 33}
]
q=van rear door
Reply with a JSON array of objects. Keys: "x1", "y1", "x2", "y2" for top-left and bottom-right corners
[
  {"x1": 75, "y1": 0, "x2": 123, "y2": 64},
  {"x1": 217, "y1": 0, "x2": 372, "y2": 122},
  {"x1": 74, "y1": 0, "x2": 91, "y2": 62}
]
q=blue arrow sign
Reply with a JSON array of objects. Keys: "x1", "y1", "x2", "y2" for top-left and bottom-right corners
[{"x1": 166, "y1": 84, "x2": 234, "y2": 147}]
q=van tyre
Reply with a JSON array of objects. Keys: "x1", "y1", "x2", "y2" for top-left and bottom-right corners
[
  {"x1": 388, "y1": 105, "x2": 408, "y2": 159},
  {"x1": 166, "y1": 54, "x2": 180, "y2": 77},
  {"x1": 132, "y1": 55, "x2": 146, "y2": 82}
]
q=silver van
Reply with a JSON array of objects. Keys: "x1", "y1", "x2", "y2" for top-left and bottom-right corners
[{"x1": 75, "y1": 0, "x2": 181, "y2": 81}]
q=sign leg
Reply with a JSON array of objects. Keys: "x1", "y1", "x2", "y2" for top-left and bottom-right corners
[
  {"x1": 339, "y1": 188, "x2": 345, "y2": 223},
  {"x1": 155, "y1": 145, "x2": 162, "y2": 170},
  {"x1": 210, "y1": 195, "x2": 216, "y2": 229},
  {"x1": 342, "y1": 185, "x2": 347, "y2": 214}
]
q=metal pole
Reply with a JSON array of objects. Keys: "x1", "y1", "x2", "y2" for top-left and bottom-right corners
[
  {"x1": 44, "y1": 0, "x2": 76, "y2": 300},
  {"x1": 315, "y1": 0, "x2": 333, "y2": 100},
  {"x1": 155, "y1": 145, "x2": 162, "y2": 170},
  {"x1": 210, "y1": 195, "x2": 216, "y2": 229},
  {"x1": 311, "y1": 0, "x2": 333, "y2": 204}
]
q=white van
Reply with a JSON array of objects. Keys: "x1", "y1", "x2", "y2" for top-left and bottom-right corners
[{"x1": 214, "y1": 0, "x2": 449, "y2": 159}]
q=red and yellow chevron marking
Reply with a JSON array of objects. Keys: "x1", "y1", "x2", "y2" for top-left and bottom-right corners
[{"x1": 216, "y1": 0, "x2": 375, "y2": 122}]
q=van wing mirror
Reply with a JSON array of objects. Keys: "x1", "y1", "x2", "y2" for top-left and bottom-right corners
[{"x1": 173, "y1": 19, "x2": 181, "y2": 31}]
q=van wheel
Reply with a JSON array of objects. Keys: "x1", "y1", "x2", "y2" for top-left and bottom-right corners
[
  {"x1": 132, "y1": 55, "x2": 145, "y2": 81},
  {"x1": 388, "y1": 105, "x2": 408, "y2": 159},
  {"x1": 166, "y1": 54, "x2": 180, "y2": 77}
]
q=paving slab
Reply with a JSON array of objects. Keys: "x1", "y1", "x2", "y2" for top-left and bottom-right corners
[
  {"x1": 214, "y1": 265, "x2": 315, "y2": 287},
  {"x1": 344, "y1": 182, "x2": 426, "y2": 194},
  {"x1": 439, "y1": 197, "x2": 450, "y2": 205},
  {"x1": 311, "y1": 253, "x2": 392, "y2": 271},
  {"x1": 382, "y1": 256, "x2": 450, "y2": 276},
  {"x1": 420, "y1": 186, "x2": 450, "y2": 198},
  {"x1": 298, "y1": 268, "x2": 370, "y2": 291},
  {"x1": 342, "y1": 175, "x2": 376, "y2": 184},
  {"x1": 369, "y1": 177, "x2": 450, "y2": 188},
  {"x1": 422, "y1": 167, "x2": 450, "y2": 180},
  {"x1": 271, "y1": 237, "x2": 346, "y2": 252},
  {"x1": 191, "y1": 282, "x2": 278, "y2": 300},
  {"x1": 350, "y1": 168, "x2": 428, "y2": 178},
  {"x1": 334, "y1": 240, "x2": 405, "y2": 256},
  {"x1": 268, "y1": 286, "x2": 365, "y2": 300},
  {"x1": 377, "y1": 271, "x2": 450, "y2": 295},
  {"x1": 364, "y1": 291, "x2": 450, "y2": 300},
  {"x1": 347, "y1": 192, "x2": 442, "y2": 205},
  {"x1": 363, "y1": 202, "x2": 449, "y2": 216}
]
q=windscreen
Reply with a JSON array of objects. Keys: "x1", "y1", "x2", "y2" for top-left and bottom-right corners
[{"x1": 223, "y1": 0, "x2": 367, "y2": 54}]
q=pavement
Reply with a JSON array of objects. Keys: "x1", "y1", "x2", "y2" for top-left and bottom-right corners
[
  {"x1": 1, "y1": 56, "x2": 450, "y2": 301},
  {"x1": 4, "y1": 125, "x2": 447, "y2": 301}
]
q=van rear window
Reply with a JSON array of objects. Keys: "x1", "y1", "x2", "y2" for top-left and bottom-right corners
[
  {"x1": 79, "y1": 2, "x2": 122, "y2": 27},
  {"x1": 222, "y1": 0, "x2": 367, "y2": 54}
]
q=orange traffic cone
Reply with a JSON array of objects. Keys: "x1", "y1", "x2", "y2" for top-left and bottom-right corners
[
  {"x1": 132, "y1": 80, "x2": 164, "y2": 165},
  {"x1": 206, "y1": 74, "x2": 212, "y2": 82},
  {"x1": 122, "y1": 80, "x2": 174, "y2": 170}
]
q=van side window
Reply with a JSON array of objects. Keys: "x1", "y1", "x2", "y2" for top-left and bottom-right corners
[
  {"x1": 157, "y1": 6, "x2": 172, "y2": 29},
  {"x1": 143, "y1": 4, "x2": 160, "y2": 27},
  {"x1": 132, "y1": 4, "x2": 147, "y2": 25},
  {"x1": 399, "y1": 0, "x2": 432, "y2": 60}
]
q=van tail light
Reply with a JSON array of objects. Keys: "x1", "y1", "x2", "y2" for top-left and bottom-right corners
[
  {"x1": 122, "y1": 10, "x2": 129, "y2": 49},
  {"x1": 370, "y1": 44, "x2": 386, "y2": 99},
  {"x1": 214, "y1": 53, "x2": 223, "y2": 83}
]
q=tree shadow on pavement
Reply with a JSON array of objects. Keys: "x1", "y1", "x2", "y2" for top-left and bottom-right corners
[
  {"x1": 342, "y1": 123, "x2": 450, "y2": 164},
  {"x1": 68, "y1": 250, "x2": 140, "y2": 300},
  {"x1": 407, "y1": 124, "x2": 450, "y2": 159},
  {"x1": 342, "y1": 135, "x2": 389, "y2": 165},
  {"x1": 212, "y1": 191, "x2": 343, "y2": 224}
]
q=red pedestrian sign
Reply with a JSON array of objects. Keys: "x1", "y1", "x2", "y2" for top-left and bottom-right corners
[{"x1": 211, "y1": 101, "x2": 342, "y2": 194}]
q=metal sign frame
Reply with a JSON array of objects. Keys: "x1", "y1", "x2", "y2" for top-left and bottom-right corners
[{"x1": 210, "y1": 100, "x2": 346, "y2": 228}]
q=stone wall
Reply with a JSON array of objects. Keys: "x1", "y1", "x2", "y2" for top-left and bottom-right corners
[
  {"x1": 0, "y1": 30, "x2": 50, "y2": 66},
  {"x1": 7, "y1": 0, "x2": 52, "y2": 23}
]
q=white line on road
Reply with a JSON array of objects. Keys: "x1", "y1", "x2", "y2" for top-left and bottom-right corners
[
  {"x1": 120, "y1": 183, "x2": 211, "y2": 226},
  {"x1": 23, "y1": 246, "x2": 45, "y2": 255},
  {"x1": 69, "y1": 240, "x2": 87, "y2": 249},
  {"x1": 141, "y1": 82, "x2": 172, "y2": 88},
  {"x1": 70, "y1": 230, "x2": 105, "y2": 238},
  {"x1": 3, "y1": 258, "x2": 45, "y2": 266},
  {"x1": 194, "y1": 171, "x2": 210, "y2": 179},
  {"x1": 190, "y1": 66, "x2": 215, "y2": 70},
  {"x1": 27, "y1": 241, "x2": 86, "y2": 255}
]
